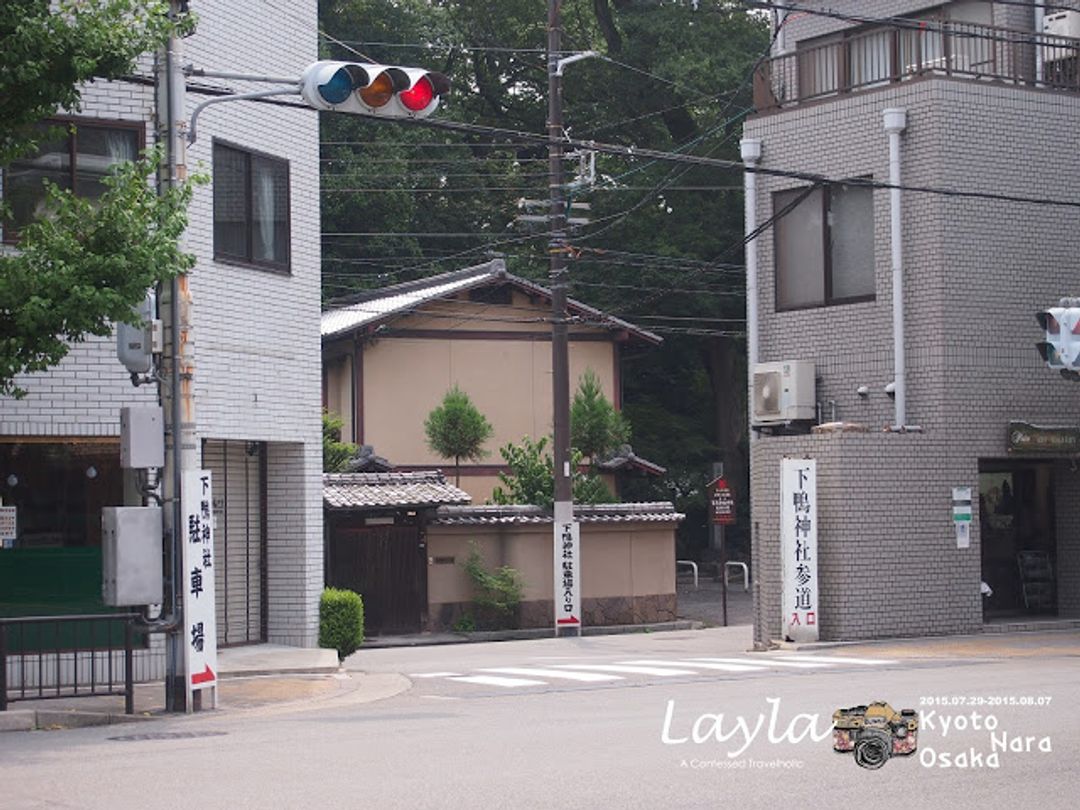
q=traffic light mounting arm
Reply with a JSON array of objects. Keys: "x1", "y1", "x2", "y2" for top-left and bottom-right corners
[{"x1": 187, "y1": 86, "x2": 301, "y2": 145}]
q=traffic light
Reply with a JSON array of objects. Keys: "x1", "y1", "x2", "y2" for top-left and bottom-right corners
[
  {"x1": 1036, "y1": 301, "x2": 1080, "y2": 374},
  {"x1": 300, "y1": 61, "x2": 450, "y2": 118}
]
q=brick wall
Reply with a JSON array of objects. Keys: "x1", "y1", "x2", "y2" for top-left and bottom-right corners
[
  {"x1": 0, "y1": 1, "x2": 324, "y2": 648},
  {"x1": 745, "y1": 73, "x2": 1080, "y2": 638}
]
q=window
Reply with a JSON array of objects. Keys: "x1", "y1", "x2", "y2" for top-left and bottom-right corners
[
  {"x1": 2, "y1": 119, "x2": 141, "y2": 240},
  {"x1": 773, "y1": 183, "x2": 875, "y2": 311},
  {"x1": 213, "y1": 141, "x2": 290, "y2": 271}
]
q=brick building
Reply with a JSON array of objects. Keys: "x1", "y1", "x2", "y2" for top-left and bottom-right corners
[
  {"x1": 0, "y1": 1, "x2": 323, "y2": 665},
  {"x1": 744, "y1": 1, "x2": 1080, "y2": 641}
]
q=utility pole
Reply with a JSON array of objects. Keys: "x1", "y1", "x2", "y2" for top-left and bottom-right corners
[
  {"x1": 156, "y1": 0, "x2": 196, "y2": 712},
  {"x1": 548, "y1": 0, "x2": 579, "y2": 637}
]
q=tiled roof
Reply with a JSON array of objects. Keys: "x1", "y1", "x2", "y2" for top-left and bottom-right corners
[
  {"x1": 432, "y1": 502, "x2": 684, "y2": 526},
  {"x1": 320, "y1": 258, "x2": 661, "y2": 344},
  {"x1": 596, "y1": 445, "x2": 667, "y2": 476},
  {"x1": 323, "y1": 471, "x2": 471, "y2": 510}
]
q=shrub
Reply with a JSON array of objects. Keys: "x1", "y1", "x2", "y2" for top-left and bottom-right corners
[
  {"x1": 462, "y1": 542, "x2": 523, "y2": 630},
  {"x1": 319, "y1": 587, "x2": 364, "y2": 660}
]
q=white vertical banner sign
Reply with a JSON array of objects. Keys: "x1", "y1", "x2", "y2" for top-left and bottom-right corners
[
  {"x1": 780, "y1": 458, "x2": 818, "y2": 643},
  {"x1": 553, "y1": 503, "x2": 582, "y2": 635},
  {"x1": 181, "y1": 469, "x2": 219, "y2": 709}
]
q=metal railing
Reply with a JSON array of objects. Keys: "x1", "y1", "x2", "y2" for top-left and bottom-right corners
[
  {"x1": 0, "y1": 613, "x2": 139, "y2": 714},
  {"x1": 755, "y1": 20, "x2": 1080, "y2": 112}
]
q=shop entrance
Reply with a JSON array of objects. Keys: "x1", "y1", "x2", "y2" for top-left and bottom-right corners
[{"x1": 979, "y1": 461, "x2": 1056, "y2": 619}]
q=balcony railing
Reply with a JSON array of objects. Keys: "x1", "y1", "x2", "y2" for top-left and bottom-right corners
[{"x1": 754, "y1": 20, "x2": 1080, "y2": 112}]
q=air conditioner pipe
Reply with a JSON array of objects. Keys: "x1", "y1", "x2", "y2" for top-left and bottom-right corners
[
  {"x1": 883, "y1": 109, "x2": 907, "y2": 430},
  {"x1": 741, "y1": 138, "x2": 763, "y2": 441}
]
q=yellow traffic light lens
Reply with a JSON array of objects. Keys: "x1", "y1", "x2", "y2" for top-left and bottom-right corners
[{"x1": 359, "y1": 73, "x2": 395, "y2": 108}]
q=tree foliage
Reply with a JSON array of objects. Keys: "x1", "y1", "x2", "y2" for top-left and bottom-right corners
[
  {"x1": 323, "y1": 410, "x2": 358, "y2": 472},
  {"x1": 1, "y1": 150, "x2": 199, "y2": 397},
  {"x1": 1, "y1": 2, "x2": 197, "y2": 398},
  {"x1": 490, "y1": 436, "x2": 614, "y2": 508},
  {"x1": 571, "y1": 369, "x2": 630, "y2": 461},
  {"x1": 0, "y1": 1, "x2": 178, "y2": 165},
  {"x1": 424, "y1": 385, "x2": 494, "y2": 483},
  {"x1": 319, "y1": 1, "x2": 769, "y2": 555}
]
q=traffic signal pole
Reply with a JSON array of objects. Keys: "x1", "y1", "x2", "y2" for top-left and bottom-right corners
[{"x1": 157, "y1": 0, "x2": 195, "y2": 712}]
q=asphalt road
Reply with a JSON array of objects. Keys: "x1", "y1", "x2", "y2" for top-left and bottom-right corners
[{"x1": 2, "y1": 628, "x2": 1078, "y2": 810}]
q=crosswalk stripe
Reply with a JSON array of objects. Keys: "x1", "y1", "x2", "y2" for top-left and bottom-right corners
[
  {"x1": 774, "y1": 655, "x2": 896, "y2": 666},
  {"x1": 447, "y1": 675, "x2": 547, "y2": 688},
  {"x1": 410, "y1": 672, "x2": 462, "y2": 678},
  {"x1": 552, "y1": 663, "x2": 698, "y2": 676},
  {"x1": 479, "y1": 667, "x2": 621, "y2": 682},
  {"x1": 619, "y1": 659, "x2": 767, "y2": 673},
  {"x1": 691, "y1": 657, "x2": 830, "y2": 669}
]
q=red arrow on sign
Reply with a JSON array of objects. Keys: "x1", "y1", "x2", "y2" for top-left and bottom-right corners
[
  {"x1": 192, "y1": 665, "x2": 216, "y2": 685},
  {"x1": 556, "y1": 616, "x2": 580, "y2": 625}
]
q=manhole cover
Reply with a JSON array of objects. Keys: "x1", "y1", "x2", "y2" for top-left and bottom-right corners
[{"x1": 108, "y1": 730, "x2": 228, "y2": 742}]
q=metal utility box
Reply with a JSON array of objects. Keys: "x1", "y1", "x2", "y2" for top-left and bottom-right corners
[
  {"x1": 120, "y1": 406, "x2": 164, "y2": 469},
  {"x1": 102, "y1": 506, "x2": 163, "y2": 606}
]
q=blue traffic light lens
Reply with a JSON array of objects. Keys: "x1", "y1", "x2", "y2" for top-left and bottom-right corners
[{"x1": 318, "y1": 68, "x2": 354, "y2": 104}]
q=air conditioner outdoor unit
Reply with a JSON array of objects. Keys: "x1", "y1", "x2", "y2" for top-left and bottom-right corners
[
  {"x1": 752, "y1": 361, "x2": 816, "y2": 425},
  {"x1": 1044, "y1": 10, "x2": 1080, "y2": 40},
  {"x1": 1043, "y1": 11, "x2": 1080, "y2": 63}
]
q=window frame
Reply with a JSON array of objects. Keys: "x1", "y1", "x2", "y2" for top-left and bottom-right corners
[
  {"x1": 1, "y1": 116, "x2": 146, "y2": 244},
  {"x1": 212, "y1": 138, "x2": 292, "y2": 274},
  {"x1": 772, "y1": 181, "x2": 876, "y2": 313}
]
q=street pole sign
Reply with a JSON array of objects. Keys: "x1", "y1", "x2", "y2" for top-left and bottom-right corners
[
  {"x1": 780, "y1": 458, "x2": 818, "y2": 643},
  {"x1": 709, "y1": 476, "x2": 736, "y2": 525},
  {"x1": 0, "y1": 505, "x2": 15, "y2": 549},
  {"x1": 181, "y1": 469, "x2": 218, "y2": 710},
  {"x1": 554, "y1": 505, "x2": 582, "y2": 635}
]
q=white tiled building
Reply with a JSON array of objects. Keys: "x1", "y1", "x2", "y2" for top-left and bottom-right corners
[{"x1": 0, "y1": 1, "x2": 323, "y2": 668}]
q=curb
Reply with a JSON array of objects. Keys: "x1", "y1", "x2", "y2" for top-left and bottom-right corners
[
  {"x1": 361, "y1": 620, "x2": 702, "y2": 648},
  {"x1": 219, "y1": 663, "x2": 342, "y2": 678},
  {"x1": 0, "y1": 708, "x2": 154, "y2": 733}
]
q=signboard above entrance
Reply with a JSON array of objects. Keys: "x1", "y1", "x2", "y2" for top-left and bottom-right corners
[{"x1": 1007, "y1": 421, "x2": 1080, "y2": 455}]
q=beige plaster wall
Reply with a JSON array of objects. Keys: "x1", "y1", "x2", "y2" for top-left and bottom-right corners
[
  {"x1": 426, "y1": 522, "x2": 675, "y2": 606},
  {"x1": 323, "y1": 353, "x2": 354, "y2": 443},
  {"x1": 359, "y1": 291, "x2": 617, "y2": 479}
]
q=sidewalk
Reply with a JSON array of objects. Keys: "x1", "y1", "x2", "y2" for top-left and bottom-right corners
[{"x1": 0, "y1": 644, "x2": 409, "y2": 733}]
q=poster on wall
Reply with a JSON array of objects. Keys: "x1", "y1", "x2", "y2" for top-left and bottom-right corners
[
  {"x1": 181, "y1": 469, "x2": 219, "y2": 710},
  {"x1": 781, "y1": 457, "x2": 818, "y2": 643}
]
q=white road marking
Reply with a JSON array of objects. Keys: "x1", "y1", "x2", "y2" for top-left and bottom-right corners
[
  {"x1": 691, "y1": 657, "x2": 830, "y2": 669},
  {"x1": 447, "y1": 675, "x2": 547, "y2": 688},
  {"x1": 620, "y1": 659, "x2": 767, "y2": 673},
  {"x1": 552, "y1": 663, "x2": 698, "y2": 677},
  {"x1": 410, "y1": 672, "x2": 462, "y2": 678},
  {"x1": 774, "y1": 654, "x2": 896, "y2": 665},
  {"x1": 479, "y1": 667, "x2": 621, "y2": 682}
]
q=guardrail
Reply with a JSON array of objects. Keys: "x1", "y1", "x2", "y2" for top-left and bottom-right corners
[{"x1": 0, "y1": 613, "x2": 139, "y2": 714}]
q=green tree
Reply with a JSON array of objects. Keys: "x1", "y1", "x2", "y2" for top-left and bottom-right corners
[
  {"x1": 319, "y1": 1, "x2": 769, "y2": 555},
  {"x1": 424, "y1": 385, "x2": 494, "y2": 484},
  {"x1": 1, "y1": 2, "x2": 197, "y2": 398},
  {"x1": 1, "y1": 1, "x2": 178, "y2": 165},
  {"x1": 571, "y1": 369, "x2": 630, "y2": 461},
  {"x1": 323, "y1": 410, "x2": 358, "y2": 472},
  {"x1": 490, "y1": 436, "x2": 614, "y2": 508}
]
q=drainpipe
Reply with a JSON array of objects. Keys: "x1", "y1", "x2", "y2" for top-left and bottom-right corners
[
  {"x1": 1035, "y1": 4, "x2": 1045, "y2": 86},
  {"x1": 741, "y1": 137, "x2": 763, "y2": 442},
  {"x1": 883, "y1": 109, "x2": 907, "y2": 429}
]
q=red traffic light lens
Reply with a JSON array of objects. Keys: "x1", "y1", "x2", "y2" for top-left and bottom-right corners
[
  {"x1": 359, "y1": 72, "x2": 396, "y2": 108},
  {"x1": 399, "y1": 76, "x2": 435, "y2": 111}
]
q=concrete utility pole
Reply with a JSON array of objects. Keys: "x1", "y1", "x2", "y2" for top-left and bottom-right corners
[
  {"x1": 548, "y1": 0, "x2": 574, "y2": 595},
  {"x1": 156, "y1": 0, "x2": 196, "y2": 712}
]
